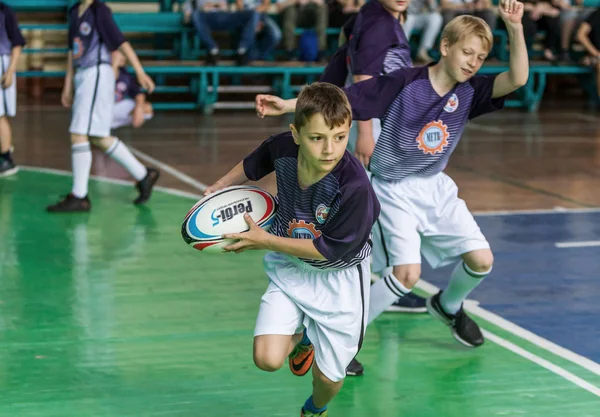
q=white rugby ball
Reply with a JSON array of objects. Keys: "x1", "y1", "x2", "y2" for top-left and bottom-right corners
[{"x1": 182, "y1": 185, "x2": 277, "y2": 254}]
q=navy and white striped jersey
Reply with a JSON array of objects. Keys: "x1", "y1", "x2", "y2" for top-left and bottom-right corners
[
  {"x1": 68, "y1": 1, "x2": 126, "y2": 69},
  {"x1": 320, "y1": 0, "x2": 412, "y2": 87},
  {"x1": 344, "y1": 65, "x2": 506, "y2": 181},
  {"x1": 0, "y1": 3, "x2": 25, "y2": 55},
  {"x1": 243, "y1": 132, "x2": 380, "y2": 270}
]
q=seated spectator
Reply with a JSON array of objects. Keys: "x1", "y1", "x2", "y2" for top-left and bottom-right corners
[
  {"x1": 278, "y1": 0, "x2": 329, "y2": 60},
  {"x1": 111, "y1": 52, "x2": 153, "y2": 130},
  {"x1": 328, "y1": 0, "x2": 364, "y2": 28},
  {"x1": 403, "y1": 0, "x2": 443, "y2": 63},
  {"x1": 183, "y1": 0, "x2": 259, "y2": 65},
  {"x1": 576, "y1": 7, "x2": 600, "y2": 102},
  {"x1": 239, "y1": 0, "x2": 282, "y2": 60},
  {"x1": 440, "y1": 0, "x2": 497, "y2": 31},
  {"x1": 554, "y1": 0, "x2": 579, "y2": 61},
  {"x1": 522, "y1": 0, "x2": 561, "y2": 62}
]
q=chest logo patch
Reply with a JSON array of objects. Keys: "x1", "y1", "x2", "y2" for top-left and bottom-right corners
[
  {"x1": 416, "y1": 121, "x2": 450, "y2": 155},
  {"x1": 315, "y1": 204, "x2": 330, "y2": 224},
  {"x1": 444, "y1": 93, "x2": 459, "y2": 113},
  {"x1": 288, "y1": 220, "x2": 322, "y2": 239},
  {"x1": 79, "y1": 22, "x2": 92, "y2": 36}
]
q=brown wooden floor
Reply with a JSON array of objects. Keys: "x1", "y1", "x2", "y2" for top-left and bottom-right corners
[{"x1": 9, "y1": 98, "x2": 600, "y2": 211}]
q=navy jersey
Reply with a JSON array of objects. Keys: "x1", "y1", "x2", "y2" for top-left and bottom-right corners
[
  {"x1": 68, "y1": 1, "x2": 126, "y2": 69},
  {"x1": 344, "y1": 65, "x2": 506, "y2": 181},
  {"x1": 0, "y1": 3, "x2": 25, "y2": 55},
  {"x1": 115, "y1": 68, "x2": 141, "y2": 103},
  {"x1": 320, "y1": 0, "x2": 412, "y2": 87},
  {"x1": 243, "y1": 132, "x2": 380, "y2": 270}
]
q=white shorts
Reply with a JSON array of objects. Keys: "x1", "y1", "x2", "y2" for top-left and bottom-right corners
[
  {"x1": 371, "y1": 172, "x2": 490, "y2": 273},
  {"x1": 70, "y1": 64, "x2": 115, "y2": 138},
  {"x1": 254, "y1": 252, "x2": 370, "y2": 382},
  {"x1": 111, "y1": 98, "x2": 153, "y2": 130},
  {"x1": 0, "y1": 55, "x2": 16, "y2": 118}
]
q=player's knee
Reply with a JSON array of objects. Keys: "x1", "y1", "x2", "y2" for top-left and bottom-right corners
[
  {"x1": 70, "y1": 134, "x2": 89, "y2": 145},
  {"x1": 90, "y1": 136, "x2": 115, "y2": 152},
  {"x1": 464, "y1": 250, "x2": 494, "y2": 273},
  {"x1": 253, "y1": 351, "x2": 284, "y2": 372},
  {"x1": 391, "y1": 265, "x2": 421, "y2": 289}
]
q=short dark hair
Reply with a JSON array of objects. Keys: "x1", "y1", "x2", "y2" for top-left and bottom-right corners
[{"x1": 294, "y1": 82, "x2": 352, "y2": 132}]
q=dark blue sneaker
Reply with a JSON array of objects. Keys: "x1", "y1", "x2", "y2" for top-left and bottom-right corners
[
  {"x1": 0, "y1": 153, "x2": 17, "y2": 177},
  {"x1": 385, "y1": 292, "x2": 427, "y2": 313}
]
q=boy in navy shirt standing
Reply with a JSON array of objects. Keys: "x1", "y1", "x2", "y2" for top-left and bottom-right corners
[
  {"x1": 0, "y1": 2, "x2": 25, "y2": 177},
  {"x1": 256, "y1": 0, "x2": 528, "y2": 355},
  {"x1": 205, "y1": 83, "x2": 380, "y2": 417},
  {"x1": 48, "y1": 0, "x2": 158, "y2": 212}
]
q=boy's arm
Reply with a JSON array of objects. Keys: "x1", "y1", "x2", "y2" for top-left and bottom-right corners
[
  {"x1": 119, "y1": 42, "x2": 155, "y2": 93},
  {"x1": 492, "y1": 0, "x2": 529, "y2": 98},
  {"x1": 203, "y1": 161, "x2": 250, "y2": 195},
  {"x1": 223, "y1": 215, "x2": 326, "y2": 260},
  {"x1": 256, "y1": 71, "x2": 406, "y2": 120},
  {"x1": 353, "y1": 74, "x2": 375, "y2": 168},
  {"x1": 2, "y1": 45, "x2": 21, "y2": 88},
  {"x1": 62, "y1": 51, "x2": 75, "y2": 108},
  {"x1": 132, "y1": 93, "x2": 147, "y2": 128}
]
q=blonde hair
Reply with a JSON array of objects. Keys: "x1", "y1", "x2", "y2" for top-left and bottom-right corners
[{"x1": 441, "y1": 15, "x2": 493, "y2": 53}]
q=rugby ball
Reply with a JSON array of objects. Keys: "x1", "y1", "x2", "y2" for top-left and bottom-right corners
[{"x1": 182, "y1": 185, "x2": 277, "y2": 254}]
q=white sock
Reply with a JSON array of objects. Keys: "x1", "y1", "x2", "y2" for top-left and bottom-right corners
[
  {"x1": 368, "y1": 274, "x2": 411, "y2": 325},
  {"x1": 105, "y1": 137, "x2": 147, "y2": 181},
  {"x1": 71, "y1": 142, "x2": 92, "y2": 198},
  {"x1": 440, "y1": 261, "x2": 491, "y2": 315}
]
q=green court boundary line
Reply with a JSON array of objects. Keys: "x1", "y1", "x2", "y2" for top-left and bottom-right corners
[{"x1": 20, "y1": 165, "x2": 600, "y2": 395}]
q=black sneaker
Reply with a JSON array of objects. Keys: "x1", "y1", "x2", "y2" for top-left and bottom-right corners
[
  {"x1": 134, "y1": 167, "x2": 160, "y2": 205},
  {"x1": 206, "y1": 52, "x2": 219, "y2": 66},
  {"x1": 236, "y1": 51, "x2": 249, "y2": 66},
  {"x1": 47, "y1": 194, "x2": 91, "y2": 212},
  {"x1": 426, "y1": 291, "x2": 484, "y2": 347},
  {"x1": 345, "y1": 358, "x2": 364, "y2": 377},
  {"x1": 0, "y1": 155, "x2": 18, "y2": 177},
  {"x1": 385, "y1": 292, "x2": 427, "y2": 313}
]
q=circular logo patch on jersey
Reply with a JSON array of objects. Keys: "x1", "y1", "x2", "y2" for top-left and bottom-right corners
[
  {"x1": 288, "y1": 220, "x2": 322, "y2": 239},
  {"x1": 79, "y1": 22, "x2": 92, "y2": 36},
  {"x1": 444, "y1": 94, "x2": 459, "y2": 113},
  {"x1": 117, "y1": 81, "x2": 127, "y2": 92},
  {"x1": 315, "y1": 204, "x2": 330, "y2": 224},
  {"x1": 416, "y1": 121, "x2": 450, "y2": 155}
]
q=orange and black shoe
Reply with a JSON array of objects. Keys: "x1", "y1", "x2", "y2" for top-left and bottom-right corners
[{"x1": 289, "y1": 340, "x2": 314, "y2": 377}]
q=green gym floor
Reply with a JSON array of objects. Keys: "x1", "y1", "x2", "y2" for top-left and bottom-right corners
[
  {"x1": 3, "y1": 106, "x2": 600, "y2": 416},
  {"x1": 2, "y1": 169, "x2": 599, "y2": 417}
]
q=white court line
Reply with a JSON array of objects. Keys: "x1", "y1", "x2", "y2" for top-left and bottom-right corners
[
  {"x1": 483, "y1": 330, "x2": 600, "y2": 397},
  {"x1": 416, "y1": 279, "x2": 600, "y2": 379},
  {"x1": 19, "y1": 166, "x2": 202, "y2": 201},
  {"x1": 128, "y1": 146, "x2": 209, "y2": 192},
  {"x1": 555, "y1": 241, "x2": 600, "y2": 248}
]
